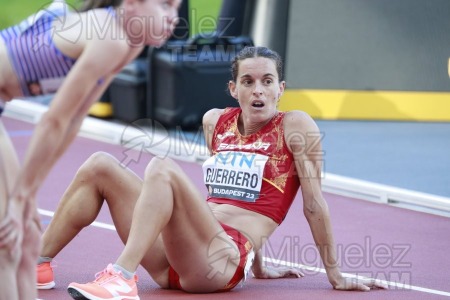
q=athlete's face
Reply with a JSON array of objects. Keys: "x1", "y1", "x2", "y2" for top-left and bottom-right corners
[
  {"x1": 229, "y1": 57, "x2": 285, "y2": 123},
  {"x1": 124, "y1": 0, "x2": 181, "y2": 47}
]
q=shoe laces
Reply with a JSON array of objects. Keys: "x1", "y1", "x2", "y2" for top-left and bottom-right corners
[{"x1": 92, "y1": 265, "x2": 119, "y2": 285}]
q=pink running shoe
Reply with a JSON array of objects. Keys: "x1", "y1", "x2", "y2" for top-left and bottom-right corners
[
  {"x1": 67, "y1": 264, "x2": 139, "y2": 300},
  {"x1": 37, "y1": 262, "x2": 55, "y2": 289}
]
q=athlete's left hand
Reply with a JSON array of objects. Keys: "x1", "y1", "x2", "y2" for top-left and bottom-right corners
[
  {"x1": 332, "y1": 276, "x2": 389, "y2": 291},
  {"x1": 253, "y1": 265, "x2": 304, "y2": 279},
  {"x1": 0, "y1": 200, "x2": 23, "y2": 255}
]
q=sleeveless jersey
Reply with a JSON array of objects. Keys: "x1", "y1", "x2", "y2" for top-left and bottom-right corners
[
  {"x1": 203, "y1": 107, "x2": 300, "y2": 224},
  {"x1": 0, "y1": 1, "x2": 76, "y2": 97},
  {"x1": 0, "y1": 1, "x2": 114, "y2": 97}
]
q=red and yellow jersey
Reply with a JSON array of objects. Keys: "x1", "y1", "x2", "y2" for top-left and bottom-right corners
[{"x1": 203, "y1": 107, "x2": 300, "y2": 225}]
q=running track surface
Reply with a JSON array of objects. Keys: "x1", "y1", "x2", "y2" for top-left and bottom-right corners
[{"x1": 4, "y1": 117, "x2": 450, "y2": 300}]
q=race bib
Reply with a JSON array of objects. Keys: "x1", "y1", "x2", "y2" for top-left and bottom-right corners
[{"x1": 203, "y1": 151, "x2": 269, "y2": 202}]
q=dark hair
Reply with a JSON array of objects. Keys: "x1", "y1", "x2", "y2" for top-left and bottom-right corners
[
  {"x1": 79, "y1": 0, "x2": 123, "y2": 11},
  {"x1": 230, "y1": 46, "x2": 284, "y2": 82}
]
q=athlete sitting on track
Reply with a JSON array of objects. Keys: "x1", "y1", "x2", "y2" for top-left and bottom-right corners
[
  {"x1": 35, "y1": 46, "x2": 387, "y2": 299},
  {"x1": 0, "y1": 0, "x2": 181, "y2": 299}
]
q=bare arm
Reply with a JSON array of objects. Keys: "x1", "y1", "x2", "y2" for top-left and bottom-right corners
[
  {"x1": 285, "y1": 110, "x2": 386, "y2": 291},
  {"x1": 251, "y1": 248, "x2": 303, "y2": 279},
  {"x1": 251, "y1": 249, "x2": 265, "y2": 277},
  {"x1": 29, "y1": 75, "x2": 115, "y2": 187},
  {"x1": 10, "y1": 38, "x2": 132, "y2": 205},
  {"x1": 285, "y1": 111, "x2": 342, "y2": 285},
  {"x1": 202, "y1": 108, "x2": 223, "y2": 153}
]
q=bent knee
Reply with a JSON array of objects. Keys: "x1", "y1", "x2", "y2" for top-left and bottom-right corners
[
  {"x1": 144, "y1": 157, "x2": 180, "y2": 181},
  {"x1": 77, "y1": 152, "x2": 118, "y2": 179},
  {"x1": 22, "y1": 218, "x2": 41, "y2": 259},
  {"x1": 0, "y1": 247, "x2": 21, "y2": 270}
]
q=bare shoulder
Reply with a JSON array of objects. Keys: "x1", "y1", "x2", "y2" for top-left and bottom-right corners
[
  {"x1": 56, "y1": 8, "x2": 132, "y2": 65},
  {"x1": 203, "y1": 108, "x2": 224, "y2": 151},
  {"x1": 86, "y1": 32, "x2": 130, "y2": 55},
  {"x1": 283, "y1": 111, "x2": 323, "y2": 156},
  {"x1": 283, "y1": 110, "x2": 320, "y2": 134},
  {"x1": 79, "y1": 8, "x2": 131, "y2": 54},
  {"x1": 203, "y1": 108, "x2": 224, "y2": 128},
  {"x1": 77, "y1": 30, "x2": 139, "y2": 76}
]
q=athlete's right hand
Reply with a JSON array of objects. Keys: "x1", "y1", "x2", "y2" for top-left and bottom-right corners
[
  {"x1": 253, "y1": 265, "x2": 304, "y2": 279},
  {"x1": 0, "y1": 200, "x2": 23, "y2": 255}
]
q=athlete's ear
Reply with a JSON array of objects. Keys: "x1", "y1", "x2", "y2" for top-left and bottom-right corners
[
  {"x1": 277, "y1": 81, "x2": 286, "y2": 100},
  {"x1": 228, "y1": 80, "x2": 238, "y2": 100}
]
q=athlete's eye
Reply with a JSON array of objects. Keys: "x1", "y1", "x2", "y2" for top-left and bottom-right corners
[{"x1": 263, "y1": 79, "x2": 273, "y2": 85}]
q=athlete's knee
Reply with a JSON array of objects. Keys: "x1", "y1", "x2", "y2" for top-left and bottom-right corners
[
  {"x1": 0, "y1": 238, "x2": 22, "y2": 270},
  {"x1": 77, "y1": 152, "x2": 117, "y2": 180},
  {"x1": 144, "y1": 156, "x2": 180, "y2": 182},
  {"x1": 22, "y1": 218, "x2": 41, "y2": 260},
  {"x1": 0, "y1": 249, "x2": 21, "y2": 275}
]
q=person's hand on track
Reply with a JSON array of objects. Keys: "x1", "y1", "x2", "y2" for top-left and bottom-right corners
[
  {"x1": 253, "y1": 265, "x2": 305, "y2": 279},
  {"x1": 333, "y1": 276, "x2": 389, "y2": 291}
]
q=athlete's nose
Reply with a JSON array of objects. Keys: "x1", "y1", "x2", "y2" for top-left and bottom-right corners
[{"x1": 253, "y1": 82, "x2": 264, "y2": 96}]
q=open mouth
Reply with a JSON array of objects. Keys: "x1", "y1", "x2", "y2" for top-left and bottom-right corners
[{"x1": 252, "y1": 100, "x2": 265, "y2": 108}]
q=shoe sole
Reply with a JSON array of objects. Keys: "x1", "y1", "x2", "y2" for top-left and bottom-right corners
[
  {"x1": 67, "y1": 288, "x2": 89, "y2": 300},
  {"x1": 67, "y1": 287, "x2": 140, "y2": 300},
  {"x1": 37, "y1": 281, "x2": 56, "y2": 289}
]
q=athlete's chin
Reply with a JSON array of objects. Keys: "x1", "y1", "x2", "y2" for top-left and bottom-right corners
[
  {"x1": 247, "y1": 114, "x2": 270, "y2": 124},
  {"x1": 246, "y1": 109, "x2": 273, "y2": 120}
]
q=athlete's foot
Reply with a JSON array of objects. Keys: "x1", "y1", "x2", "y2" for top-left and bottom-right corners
[
  {"x1": 37, "y1": 262, "x2": 55, "y2": 289},
  {"x1": 67, "y1": 264, "x2": 139, "y2": 300}
]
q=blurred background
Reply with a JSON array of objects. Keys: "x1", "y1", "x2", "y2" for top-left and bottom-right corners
[
  {"x1": 0, "y1": 0, "x2": 222, "y2": 35},
  {"x1": 2, "y1": 0, "x2": 450, "y2": 202}
]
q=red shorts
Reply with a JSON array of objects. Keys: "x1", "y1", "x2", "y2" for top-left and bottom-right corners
[{"x1": 168, "y1": 222, "x2": 254, "y2": 292}]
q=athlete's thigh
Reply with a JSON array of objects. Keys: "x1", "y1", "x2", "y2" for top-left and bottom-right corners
[
  {"x1": 16, "y1": 215, "x2": 40, "y2": 300},
  {"x1": 0, "y1": 121, "x2": 21, "y2": 299},
  {"x1": 150, "y1": 159, "x2": 238, "y2": 285},
  {"x1": 0, "y1": 120, "x2": 19, "y2": 215},
  {"x1": 96, "y1": 153, "x2": 145, "y2": 243},
  {"x1": 95, "y1": 153, "x2": 170, "y2": 283}
]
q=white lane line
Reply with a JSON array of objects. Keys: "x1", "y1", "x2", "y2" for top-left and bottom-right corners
[
  {"x1": 38, "y1": 208, "x2": 450, "y2": 297},
  {"x1": 38, "y1": 209, "x2": 116, "y2": 231},
  {"x1": 264, "y1": 258, "x2": 450, "y2": 297}
]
